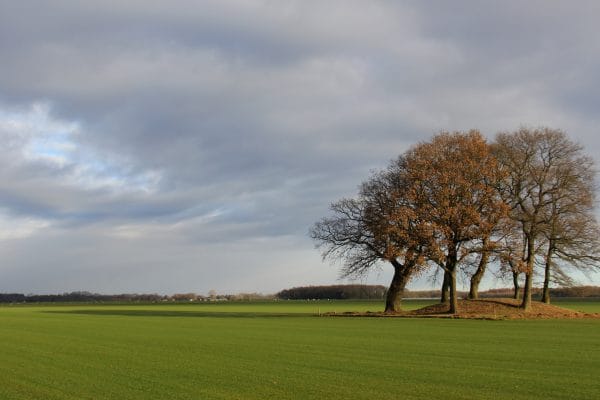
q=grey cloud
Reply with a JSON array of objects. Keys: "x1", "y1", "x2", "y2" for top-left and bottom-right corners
[{"x1": 1, "y1": 1, "x2": 599, "y2": 293}]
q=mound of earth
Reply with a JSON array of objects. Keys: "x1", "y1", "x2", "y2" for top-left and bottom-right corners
[
  {"x1": 330, "y1": 298, "x2": 599, "y2": 320},
  {"x1": 406, "y1": 298, "x2": 597, "y2": 319}
]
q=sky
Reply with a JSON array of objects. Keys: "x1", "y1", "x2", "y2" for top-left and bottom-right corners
[{"x1": 1, "y1": 0, "x2": 600, "y2": 295}]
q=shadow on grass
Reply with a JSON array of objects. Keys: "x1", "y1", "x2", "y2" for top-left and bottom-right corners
[{"x1": 42, "y1": 309, "x2": 313, "y2": 318}]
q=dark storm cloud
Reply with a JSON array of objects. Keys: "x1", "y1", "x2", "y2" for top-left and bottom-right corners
[{"x1": 1, "y1": 1, "x2": 599, "y2": 293}]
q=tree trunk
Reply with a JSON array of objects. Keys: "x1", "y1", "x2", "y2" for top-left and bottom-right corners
[
  {"x1": 521, "y1": 235, "x2": 535, "y2": 310},
  {"x1": 521, "y1": 272, "x2": 533, "y2": 310},
  {"x1": 512, "y1": 271, "x2": 520, "y2": 300},
  {"x1": 449, "y1": 267, "x2": 458, "y2": 314},
  {"x1": 447, "y1": 245, "x2": 459, "y2": 314},
  {"x1": 440, "y1": 270, "x2": 450, "y2": 303},
  {"x1": 384, "y1": 261, "x2": 411, "y2": 313},
  {"x1": 541, "y1": 243, "x2": 553, "y2": 304},
  {"x1": 468, "y1": 247, "x2": 489, "y2": 300}
]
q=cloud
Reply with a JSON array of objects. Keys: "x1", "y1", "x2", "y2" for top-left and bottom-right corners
[{"x1": 0, "y1": 1, "x2": 599, "y2": 293}]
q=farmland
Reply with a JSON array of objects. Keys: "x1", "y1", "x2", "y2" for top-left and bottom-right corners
[{"x1": 1, "y1": 299, "x2": 599, "y2": 400}]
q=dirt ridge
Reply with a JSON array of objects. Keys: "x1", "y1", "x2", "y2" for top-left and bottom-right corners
[{"x1": 326, "y1": 298, "x2": 600, "y2": 320}]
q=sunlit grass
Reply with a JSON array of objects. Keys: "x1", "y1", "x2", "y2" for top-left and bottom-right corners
[{"x1": 0, "y1": 299, "x2": 598, "y2": 399}]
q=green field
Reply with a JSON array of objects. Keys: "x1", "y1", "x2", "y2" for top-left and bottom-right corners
[{"x1": 1, "y1": 299, "x2": 599, "y2": 399}]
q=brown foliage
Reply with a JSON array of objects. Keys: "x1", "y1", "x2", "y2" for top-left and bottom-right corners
[
  {"x1": 400, "y1": 130, "x2": 508, "y2": 312},
  {"x1": 311, "y1": 127, "x2": 599, "y2": 314},
  {"x1": 310, "y1": 161, "x2": 432, "y2": 312},
  {"x1": 404, "y1": 131, "x2": 507, "y2": 248}
]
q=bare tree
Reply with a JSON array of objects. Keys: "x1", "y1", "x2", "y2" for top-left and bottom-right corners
[
  {"x1": 495, "y1": 221, "x2": 528, "y2": 300},
  {"x1": 310, "y1": 162, "x2": 430, "y2": 313},
  {"x1": 493, "y1": 127, "x2": 599, "y2": 309},
  {"x1": 541, "y1": 205, "x2": 600, "y2": 303}
]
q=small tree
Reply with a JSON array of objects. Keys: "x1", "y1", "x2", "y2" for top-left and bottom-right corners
[
  {"x1": 495, "y1": 220, "x2": 528, "y2": 300},
  {"x1": 542, "y1": 206, "x2": 600, "y2": 303}
]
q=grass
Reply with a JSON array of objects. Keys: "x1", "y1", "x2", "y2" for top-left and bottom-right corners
[
  {"x1": 0, "y1": 299, "x2": 599, "y2": 399},
  {"x1": 550, "y1": 297, "x2": 600, "y2": 313}
]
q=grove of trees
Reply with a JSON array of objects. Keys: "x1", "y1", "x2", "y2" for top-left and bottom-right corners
[
  {"x1": 310, "y1": 128, "x2": 600, "y2": 313},
  {"x1": 276, "y1": 285, "x2": 387, "y2": 300}
]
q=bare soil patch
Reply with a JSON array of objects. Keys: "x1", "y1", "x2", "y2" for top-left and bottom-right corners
[{"x1": 327, "y1": 298, "x2": 600, "y2": 320}]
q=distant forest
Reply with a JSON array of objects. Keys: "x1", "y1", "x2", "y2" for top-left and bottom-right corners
[
  {"x1": 0, "y1": 291, "x2": 270, "y2": 303},
  {"x1": 276, "y1": 285, "x2": 387, "y2": 300},
  {"x1": 1, "y1": 285, "x2": 599, "y2": 303},
  {"x1": 275, "y1": 285, "x2": 600, "y2": 300}
]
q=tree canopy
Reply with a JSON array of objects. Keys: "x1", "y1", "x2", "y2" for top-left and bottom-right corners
[{"x1": 311, "y1": 128, "x2": 600, "y2": 313}]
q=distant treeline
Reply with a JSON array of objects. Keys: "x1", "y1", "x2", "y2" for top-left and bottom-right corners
[
  {"x1": 1, "y1": 286, "x2": 599, "y2": 303},
  {"x1": 0, "y1": 292, "x2": 166, "y2": 303},
  {"x1": 276, "y1": 285, "x2": 600, "y2": 300},
  {"x1": 277, "y1": 285, "x2": 387, "y2": 300},
  {"x1": 407, "y1": 286, "x2": 600, "y2": 299},
  {"x1": 0, "y1": 291, "x2": 274, "y2": 304},
  {"x1": 402, "y1": 286, "x2": 600, "y2": 299},
  {"x1": 480, "y1": 286, "x2": 600, "y2": 299}
]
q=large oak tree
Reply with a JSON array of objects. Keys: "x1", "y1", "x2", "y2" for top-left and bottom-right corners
[
  {"x1": 402, "y1": 130, "x2": 508, "y2": 313},
  {"x1": 310, "y1": 159, "x2": 431, "y2": 313}
]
